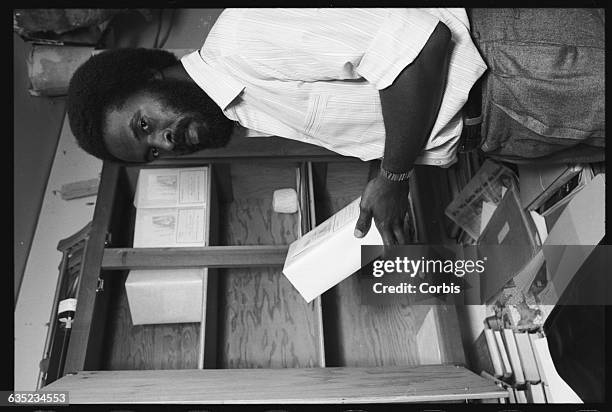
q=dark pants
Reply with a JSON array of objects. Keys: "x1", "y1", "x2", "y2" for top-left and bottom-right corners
[{"x1": 469, "y1": 9, "x2": 605, "y2": 163}]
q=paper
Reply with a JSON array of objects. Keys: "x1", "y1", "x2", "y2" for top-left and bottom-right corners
[
  {"x1": 445, "y1": 160, "x2": 516, "y2": 240},
  {"x1": 480, "y1": 201, "x2": 497, "y2": 234},
  {"x1": 134, "y1": 207, "x2": 207, "y2": 247},
  {"x1": 133, "y1": 167, "x2": 209, "y2": 248},
  {"x1": 134, "y1": 167, "x2": 208, "y2": 208},
  {"x1": 530, "y1": 211, "x2": 548, "y2": 244}
]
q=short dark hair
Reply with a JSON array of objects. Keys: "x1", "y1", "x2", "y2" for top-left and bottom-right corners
[{"x1": 67, "y1": 48, "x2": 179, "y2": 162}]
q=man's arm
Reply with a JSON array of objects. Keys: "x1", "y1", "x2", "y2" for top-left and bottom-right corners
[{"x1": 355, "y1": 21, "x2": 452, "y2": 245}]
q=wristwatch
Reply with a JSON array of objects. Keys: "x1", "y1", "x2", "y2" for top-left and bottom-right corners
[{"x1": 379, "y1": 164, "x2": 413, "y2": 182}]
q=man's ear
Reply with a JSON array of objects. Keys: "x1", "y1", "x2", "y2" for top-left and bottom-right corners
[{"x1": 145, "y1": 68, "x2": 165, "y2": 81}]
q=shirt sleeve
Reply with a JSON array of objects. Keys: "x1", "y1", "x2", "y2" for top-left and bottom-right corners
[{"x1": 356, "y1": 9, "x2": 441, "y2": 90}]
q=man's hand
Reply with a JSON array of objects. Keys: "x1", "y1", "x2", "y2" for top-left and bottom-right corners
[{"x1": 354, "y1": 175, "x2": 410, "y2": 245}]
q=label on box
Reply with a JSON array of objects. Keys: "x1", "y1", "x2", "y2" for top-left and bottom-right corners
[{"x1": 134, "y1": 167, "x2": 208, "y2": 209}]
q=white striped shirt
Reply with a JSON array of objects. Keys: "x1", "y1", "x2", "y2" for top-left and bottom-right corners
[{"x1": 181, "y1": 8, "x2": 487, "y2": 166}]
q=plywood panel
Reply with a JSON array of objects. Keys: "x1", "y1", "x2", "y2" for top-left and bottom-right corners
[
  {"x1": 100, "y1": 271, "x2": 200, "y2": 370},
  {"x1": 217, "y1": 163, "x2": 321, "y2": 368},
  {"x1": 42, "y1": 365, "x2": 507, "y2": 404},
  {"x1": 321, "y1": 162, "x2": 465, "y2": 366}
]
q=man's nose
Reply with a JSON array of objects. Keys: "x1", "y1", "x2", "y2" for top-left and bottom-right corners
[{"x1": 149, "y1": 129, "x2": 175, "y2": 151}]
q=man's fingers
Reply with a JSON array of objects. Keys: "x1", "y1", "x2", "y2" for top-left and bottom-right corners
[
  {"x1": 354, "y1": 207, "x2": 372, "y2": 238},
  {"x1": 381, "y1": 227, "x2": 397, "y2": 246},
  {"x1": 393, "y1": 221, "x2": 406, "y2": 245}
]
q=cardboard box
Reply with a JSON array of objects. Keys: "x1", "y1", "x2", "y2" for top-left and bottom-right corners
[
  {"x1": 126, "y1": 166, "x2": 210, "y2": 325},
  {"x1": 125, "y1": 268, "x2": 205, "y2": 325},
  {"x1": 283, "y1": 197, "x2": 382, "y2": 303},
  {"x1": 478, "y1": 184, "x2": 540, "y2": 303}
]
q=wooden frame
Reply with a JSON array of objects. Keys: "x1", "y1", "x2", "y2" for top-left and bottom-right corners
[{"x1": 44, "y1": 138, "x2": 507, "y2": 404}]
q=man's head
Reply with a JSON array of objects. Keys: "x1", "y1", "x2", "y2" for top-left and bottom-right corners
[{"x1": 67, "y1": 48, "x2": 234, "y2": 163}]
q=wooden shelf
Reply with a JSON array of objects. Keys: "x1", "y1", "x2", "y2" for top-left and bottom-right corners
[
  {"x1": 50, "y1": 153, "x2": 499, "y2": 404},
  {"x1": 102, "y1": 245, "x2": 289, "y2": 270},
  {"x1": 42, "y1": 365, "x2": 507, "y2": 404}
]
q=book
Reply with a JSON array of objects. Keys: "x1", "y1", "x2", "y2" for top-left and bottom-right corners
[
  {"x1": 484, "y1": 328, "x2": 504, "y2": 378},
  {"x1": 507, "y1": 388, "x2": 516, "y2": 403},
  {"x1": 493, "y1": 330, "x2": 513, "y2": 379},
  {"x1": 514, "y1": 332, "x2": 541, "y2": 383},
  {"x1": 527, "y1": 382, "x2": 546, "y2": 403},
  {"x1": 503, "y1": 329, "x2": 525, "y2": 385}
]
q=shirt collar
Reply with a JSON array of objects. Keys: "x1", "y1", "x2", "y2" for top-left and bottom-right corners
[{"x1": 180, "y1": 50, "x2": 245, "y2": 110}]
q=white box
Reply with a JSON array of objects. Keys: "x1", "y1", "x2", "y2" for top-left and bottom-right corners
[
  {"x1": 125, "y1": 268, "x2": 206, "y2": 325},
  {"x1": 282, "y1": 197, "x2": 383, "y2": 303},
  {"x1": 126, "y1": 166, "x2": 210, "y2": 325}
]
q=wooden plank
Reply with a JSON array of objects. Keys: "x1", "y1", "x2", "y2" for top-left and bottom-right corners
[
  {"x1": 302, "y1": 162, "x2": 325, "y2": 367},
  {"x1": 63, "y1": 162, "x2": 120, "y2": 374},
  {"x1": 197, "y1": 165, "x2": 214, "y2": 369},
  {"x1": 42, "y1": 365, "x2": 507, "y2": 404},
  {"x1": 217, "y1": 163, "x2": 321, "y2": 368},
  {"x1": 151, "y1": 130, "x2": 352, "y2": 164},
  {"x1": 202, "y1": 167, "x2": 221, "y2": 368},
  {"x1": 102, "y1": 245, "x2": 289, "y2": 270}
]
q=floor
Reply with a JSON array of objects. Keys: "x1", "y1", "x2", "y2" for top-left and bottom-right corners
[{"x1": 13, "y1": 34, "x2": 67, "y2": 301}]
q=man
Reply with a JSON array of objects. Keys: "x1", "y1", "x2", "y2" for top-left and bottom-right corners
[{"x1": 67, "y1": 8, "x2": 487, "y2": 245}]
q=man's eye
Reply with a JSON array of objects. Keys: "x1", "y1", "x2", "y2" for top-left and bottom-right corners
[{"x1": 140, "y1": 119, "x2": 149, "y2": 132}]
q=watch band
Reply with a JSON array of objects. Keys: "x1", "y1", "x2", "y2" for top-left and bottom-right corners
[{"x1": 379, "y1": 164, "x2": 413, "y2": 182}]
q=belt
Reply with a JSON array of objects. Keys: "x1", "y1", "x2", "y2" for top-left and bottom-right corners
[{"x1": 458, "y1": 77, "x2": 483, "y2": 153}]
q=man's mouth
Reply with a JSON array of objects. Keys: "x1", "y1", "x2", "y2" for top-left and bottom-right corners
[{"x1": 175, "y1": 118, "x2": 208, "y2": 150}]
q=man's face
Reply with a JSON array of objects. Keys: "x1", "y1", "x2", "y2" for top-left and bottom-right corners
[{"x1": 102, "y1": 80, "x2": 234, "y2": 162}]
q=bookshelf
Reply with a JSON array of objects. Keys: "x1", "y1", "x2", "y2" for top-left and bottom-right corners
[{"x1": 39, "y1": 135, "x2": 506, "y2": 404}]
